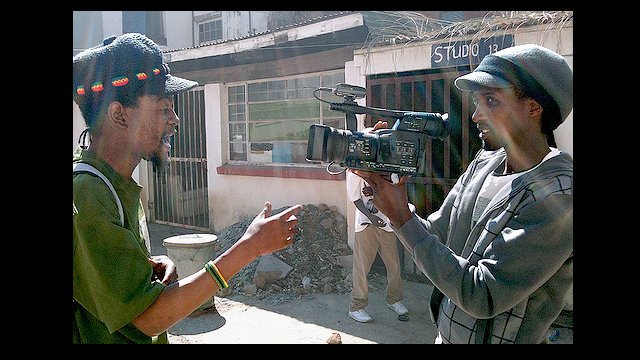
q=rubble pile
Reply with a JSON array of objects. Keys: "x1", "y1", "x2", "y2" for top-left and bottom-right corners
[{"x1": 215, "y1": 203, "x2": 375, "y2": 300}]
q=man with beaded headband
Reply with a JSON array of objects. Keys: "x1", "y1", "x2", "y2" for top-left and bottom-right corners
[
  {"x1": 73, "y1": 34, "x2": 191, "y2": 173},
  {"x1": 73, "y1": 33, "x2": 303, "y2": 344}
]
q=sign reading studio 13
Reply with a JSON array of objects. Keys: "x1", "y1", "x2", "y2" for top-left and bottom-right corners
[{"x1": 431, "y1": 35, "x2": 514, "y2": 68}]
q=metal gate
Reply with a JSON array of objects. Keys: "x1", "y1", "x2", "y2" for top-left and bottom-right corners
[
  {"x1": 149, "y1": 87, "x2": 210, "y2": 231},
  {"x1": 367, "y1": 69, "x2": 482, "y2": 278}
]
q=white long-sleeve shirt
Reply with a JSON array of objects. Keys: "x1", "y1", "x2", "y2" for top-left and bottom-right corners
[{"x1": 346, "y1": 171, "x2": 393, "y2": 233}]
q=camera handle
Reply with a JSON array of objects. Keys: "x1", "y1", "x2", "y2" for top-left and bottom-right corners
[
  {"x1": 316, "y1": 85, "x2": 405, "y2": 131},
  {"x1": 343, "y1": 99, "x2": 359, "y2": 132},
  {"x1": 330, "y1": 102, "x2": 408, "y2": 121},
  {"x1": 331, "y1": 101, "x2": 410, "y2": 133}
]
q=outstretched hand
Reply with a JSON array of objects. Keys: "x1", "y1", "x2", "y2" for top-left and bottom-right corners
[{"x1": 241, "y1": 202, "x2": 303, "y2": 257}]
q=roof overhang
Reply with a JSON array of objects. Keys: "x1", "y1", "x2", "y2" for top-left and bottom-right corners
[{"x1": 165, "y1": 12, "x2": 368, "y2": 73}]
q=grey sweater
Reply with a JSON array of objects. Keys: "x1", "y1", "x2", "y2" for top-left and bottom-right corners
[{"x1": 393, "y1": 148, "x2": 573, "y2": 344}]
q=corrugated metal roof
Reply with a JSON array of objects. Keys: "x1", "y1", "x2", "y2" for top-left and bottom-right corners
[
  {"x1": 163, "y1": 11, "x2": 573, "y2": 61},
  {"x1": 164, "y1": 11, "x2": 355, "y2": 53}
]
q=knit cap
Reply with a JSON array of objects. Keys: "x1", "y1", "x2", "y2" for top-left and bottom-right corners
[
  {"x1": 73, "y1": 33, "x2": 198, "y2": 103},
  {"x1": 455, "y1": 44, "x2": 573, "y2": 127}
]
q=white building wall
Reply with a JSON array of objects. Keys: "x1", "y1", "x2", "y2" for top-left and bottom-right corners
[
  {"x1": 73, "y1": 11, "x2": 104, "y2": 54},
  {"x1": 165, "y1": 11, "x2": 194, "y2": 49},
  {"x1": 249, "y1": 11, "x2": 270, "y2": 34},
  {"x1": 75, "y1": 11, "x2": 195, "y2": 52},
  {"x1": 223, "y1": 11, "x2": 270, "y2": 39},
  {"x1": 224, "y1": 11, "x2": 242, "y2": 39},
  {"x1": 190, "y1": 11, "x2": 271, "y2": 45},
  {"x1": 203, "y1": 83, "x2": 349, "y2": 232},
  {"x1": 343, "y1": 60, "x2": 366, "y2": 250},
  {"x1": 354, "y1": 44, "x2": 431, "y2": 75},
  {"x1": 102, "y1": 11, "x2": 122, "y2": 39}
]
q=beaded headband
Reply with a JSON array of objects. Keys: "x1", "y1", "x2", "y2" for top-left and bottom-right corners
[{"x1": 75, "y1": 64, "x2": 167, "y2": 96}]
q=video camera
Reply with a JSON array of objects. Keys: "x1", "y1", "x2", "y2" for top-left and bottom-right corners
[{"x1": 306, "y1": 84, "x2": 449, "y2": 176}]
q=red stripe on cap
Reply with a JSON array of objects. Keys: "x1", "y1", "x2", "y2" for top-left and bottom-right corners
[
  {"x1": 76, "y1": 66, "x2": 162, "y2": 96},
  {"x1": 91, "y1": 82, "x2": 104, "y2": 92},
  {"x1": 112, "y1": 77, "x2": 129, "y2": 87}
]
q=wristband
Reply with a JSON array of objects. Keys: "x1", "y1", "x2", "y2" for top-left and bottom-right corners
[{"x1": 204, "y1": 260, "x2": 229, "y2": 289}]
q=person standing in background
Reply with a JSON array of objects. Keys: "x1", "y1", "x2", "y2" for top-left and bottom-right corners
[{"x1": 346, "y1": 170, "x2": 408, "y2": 323}]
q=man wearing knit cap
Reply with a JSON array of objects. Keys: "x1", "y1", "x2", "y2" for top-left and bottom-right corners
[
  {"x1": 73, "y1": 33, "x2": 303, "y2": 344},
  {"x1": 352, "y1": 44, "x2": 573, "y2": 343}
]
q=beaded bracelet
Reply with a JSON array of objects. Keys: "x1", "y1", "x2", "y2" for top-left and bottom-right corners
[{"x1": 204, "y1": 260, "x2": 229, "y2": 289}]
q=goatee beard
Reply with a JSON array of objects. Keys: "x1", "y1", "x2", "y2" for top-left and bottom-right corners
[
  {"x1": 481, "y1": 140, "x2": 500, "y2": 151},
  {"x1": 151, "y1": 154, "x2": 169, "y2": 174}
]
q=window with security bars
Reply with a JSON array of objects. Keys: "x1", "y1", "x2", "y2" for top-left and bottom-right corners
[
  {"x1": 199, "y1": 19, "x2": 222, "y2": 43},
  {"x1": 227, "y1": 71, "x2": 345, "y2": 165}
]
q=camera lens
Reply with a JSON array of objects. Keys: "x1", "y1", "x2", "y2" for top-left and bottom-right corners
[
  {"x1": 325, "y1": 127, "x2": 350, "y2": 163},
  {"x1": 306, "y1": 124, "x2": 350, "y2": 163}
]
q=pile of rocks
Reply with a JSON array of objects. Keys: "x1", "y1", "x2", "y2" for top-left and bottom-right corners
[{"x1": 215, "y1": 203, "x2": 385, "y2": 302}]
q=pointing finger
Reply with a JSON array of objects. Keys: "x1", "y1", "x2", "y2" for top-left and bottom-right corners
[
  {"x1": 279, "y1": 204, "x2": 303, "y2": 222},
  {"x1": 260, "y1": 202, "x2": 273, "y2": 219}
]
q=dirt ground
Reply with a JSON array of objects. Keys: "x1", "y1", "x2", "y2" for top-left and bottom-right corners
[
  {"x1": 167, "y1": 279, "x2": 438, "y2": 344},
  {"x1": 149, "y1": 222, "x2": 572, "y2": 345},
  {"x1": 149, "y1": 221, "x2": 438, "y2": 344}
]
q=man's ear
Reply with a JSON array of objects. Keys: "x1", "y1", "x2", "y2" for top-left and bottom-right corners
[
  {"x1": 107, "y1": 101, "x2": 128, "y2": 129},
  {"x1": 528, "y1": 99, "x2": 543, "y2": 118}
]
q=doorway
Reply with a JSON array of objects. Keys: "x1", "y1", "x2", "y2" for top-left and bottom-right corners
[{"x1": 148, "y1": 87, "x2": 210, "y2": 231}]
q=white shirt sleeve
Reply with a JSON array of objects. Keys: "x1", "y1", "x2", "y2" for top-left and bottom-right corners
[{"x1": 346, "y1": 171, "x2": 363, "y2": 203}]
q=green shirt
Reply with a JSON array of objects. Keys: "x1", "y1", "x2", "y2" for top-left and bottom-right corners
[{"x1": 73, "y1": 148, "x2": 167, "y2": 344}]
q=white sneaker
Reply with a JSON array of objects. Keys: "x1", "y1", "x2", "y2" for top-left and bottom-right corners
[
  {"x1": 348, "y1": 309, "x2": 373, "y2": 323},
  {"x1": 387, "y1": 301, "x2": 409, "y2": 315}
]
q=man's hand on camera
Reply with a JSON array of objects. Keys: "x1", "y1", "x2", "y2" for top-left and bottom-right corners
[
  {"x1": 361, "y1": 120, "x2": 388, "y2": 134},
  {"x1": 371, "y1": 120, "x2": 388, "y2": 132},
  {"x1": 352, "y1": 169, "x2": 413, "y2": 228}
]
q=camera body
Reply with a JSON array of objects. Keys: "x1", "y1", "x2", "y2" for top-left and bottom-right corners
[{"x1": 306, "y1": 111, "x2": 448, "y2": 175}]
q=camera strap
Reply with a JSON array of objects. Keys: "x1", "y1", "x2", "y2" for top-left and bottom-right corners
[{"x1": 73, "y1": 162, "x2": 124, "y2": 226}]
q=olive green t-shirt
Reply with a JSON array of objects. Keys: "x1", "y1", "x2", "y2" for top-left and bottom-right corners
[{"x1": 73, "y1": 148, "x2": 166, "y2": 344}]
